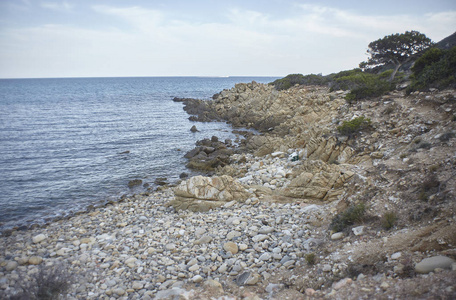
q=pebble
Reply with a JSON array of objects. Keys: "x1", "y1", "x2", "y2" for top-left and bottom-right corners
[
  {"x1": 32, "y1": 233, "x2": 47, "y2": 244},
  {"x1": 5, "y1": 261, "x2": 18, "y2": 271},
  {"x1": 352, "y1": 226, "x2": 365, "y2": 236},
  {"x1": 28, "y1": 256, "x2": 43, "y2": 265},
  {"x1": 331, "y1": 232, "x2": 344, "y2": 240},
  {"x1": 259, "y1": 253, "x2": 272, "y2": 261},
  {"x1": 223, "y1": 242, "x2": 239, "y2": 254},
  {"x1": 192, "y1": 275, "x2": 204, "y2": 283}
]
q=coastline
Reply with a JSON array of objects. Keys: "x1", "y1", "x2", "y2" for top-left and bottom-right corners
[{"x1": 1, "y1": 82, "x2": 456, "y2": 299}]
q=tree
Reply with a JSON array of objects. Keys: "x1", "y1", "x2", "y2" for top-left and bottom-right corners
[{"x1": 360, "y1": 31, "x2": 434, "y2": 82}]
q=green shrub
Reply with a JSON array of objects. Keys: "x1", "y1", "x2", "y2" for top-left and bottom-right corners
[
  {"x1": 382, "y1": 211, "x2": 398, "y2": 230},
  {"x1": 412, "y1": 47, "x2": 444, "y2": 75},
  {"x1": 408, "y1": 46, "x2": 456, "y2": 92},
  {"x1": 305, "y1": 253, "x2": 316, "y2": 265},
  {"x1": 337, "y1": 116, "x2": 372, "y2": 136},
  {"x1": 329, "y1": 203, "x2": 366, "y2": 232},
  {"x1": 345, "y1": 80, "x2": 392, "y2": 102},
  {"x1": 270, "y1": 73, "x2": 328, "y2": 90}
]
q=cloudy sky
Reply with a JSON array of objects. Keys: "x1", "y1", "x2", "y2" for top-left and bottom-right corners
[{"x1": 0, "y1": 0, "x2": 455, "y2": 78}]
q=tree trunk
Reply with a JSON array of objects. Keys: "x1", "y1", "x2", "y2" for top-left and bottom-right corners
[{"x1": 389, "y1": 63, "x2": 401, "y2": 82}]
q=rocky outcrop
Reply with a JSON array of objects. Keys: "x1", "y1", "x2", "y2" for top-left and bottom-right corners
[
  {"x1": 280, "y1": 161, "x2": 354, "y2": 201},
  {"x1": 169, "y1": 175, "x2": 249, "y2": 212},
  {"x1": 184, "y1": 136, "x2": 234, "y2": 172}
]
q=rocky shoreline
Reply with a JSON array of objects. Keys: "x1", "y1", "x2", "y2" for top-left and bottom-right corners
[{"x1": 1, "y1": 82, "x2": 456, "y2": 299}]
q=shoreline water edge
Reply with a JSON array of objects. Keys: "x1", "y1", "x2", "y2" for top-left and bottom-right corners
[{"x1": 1, "y1": 81, "x2": 455, "y2": 299}]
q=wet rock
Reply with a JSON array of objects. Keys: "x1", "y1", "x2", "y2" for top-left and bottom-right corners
[
  {"x1": 128, "y1": 179, "x2": 142, "y2": 188},
  {"x1": 190, "y1": 125, "x2": 199, "y2": 132}
]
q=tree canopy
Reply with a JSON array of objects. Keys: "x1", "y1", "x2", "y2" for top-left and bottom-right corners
[{"x1": 360, "y1": 31, "x2": 433, "y2": 81}]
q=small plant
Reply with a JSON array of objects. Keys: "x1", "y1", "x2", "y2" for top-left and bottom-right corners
[
  {"x1": 438, "y1": 132, "x2": 455, "y2": 142},
  {"x1": 382, "y1": 211, "x2": 398, "y2": 230},
  {"x1": 418, "y1": 191, "x2": 428, "y2": 201},
  {"x1": 10, "y1": 264, "x2": 73, "y2": 300},
  {"x1": 305, "y1": 253, "x2": 316, "y2": 265},
  {"x1": 329, "y1": 203, "x2": 366, "y2": 232},
  {"x1": 337, "y1": 116, "x2": 372, "y2": 137},
  {"x1": 429, "y1": 164, "x2": 439, "y2": 172},
  {"x1": 417, "y1": 142, "x2": 432, "y2": 149}
]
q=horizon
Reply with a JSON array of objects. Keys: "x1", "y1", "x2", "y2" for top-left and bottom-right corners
[
  {"x1": 0, "y1": 75, "x2": 281, "y2": 80},
  {"x1": 1, "y1": 0, "x2": 455, "y2": 79}
]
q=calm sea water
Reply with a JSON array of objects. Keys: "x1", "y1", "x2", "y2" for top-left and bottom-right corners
[{"x1": 0, "y1": 76, "x2": 278, "y2": 231}]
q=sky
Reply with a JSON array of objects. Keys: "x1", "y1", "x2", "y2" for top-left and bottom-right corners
[{"x1": 0, "y1": 0, "x2": 455, "y2": 78}]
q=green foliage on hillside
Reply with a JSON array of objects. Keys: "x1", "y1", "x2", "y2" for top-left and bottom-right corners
[
  {"x1": 270, "y1": 73, "x2": 328, "y2": 90},
  {"x1": 337, "y1": 116, "x2": 372, "y2": 136},
  {"x1": 270, "y1": 69, "x2": 395, "y2": 102},
  {"x1": 407, "y1": 46, "x2": 456, "y2": 92},
  {"x1": 329, "y1": 203, "x2": 366, "y2": 232}
]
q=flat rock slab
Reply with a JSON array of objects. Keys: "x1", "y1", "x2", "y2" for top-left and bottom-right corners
[{"x1": 415, "y1": 255, "x2": 455, "y2": 273}]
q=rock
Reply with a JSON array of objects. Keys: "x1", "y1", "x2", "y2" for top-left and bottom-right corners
[
  {"x1": 194, "y1": 235, "x2": 213, "y2": 245},
  {"x1": 252, "y1": 234, "x2": 269, "y2": 242},
  {"x1": 259, "y1": 253, "x2": 272, "y2": 261},
  {"x1": 239, "y1": 243, "x2": 248, "y2": 251},
  {"x1": 322, "y1": 264, "x2": 332, "y2": 272},
  {"x1": 281, "y1": 162, "x2": 354, "y2": 201},
  {"x1": 5, "y1": 261, "x2": 18, "y2": 271},
  {"x1": 333, "y1": 278, "x2": 352, "y2": 290},
  {"x1": 179, "y1": 172, "x2": 189, "y2": 179},
  {"x1": 171, "y1": 175, "x2": 249, "y2": 212},
  {"x1": 259, "y1": 226, "x2": 274, "y2": 234},
  {"x1": 113, "y1": 288, "x2": 126, "y2": 296},
  {"x1": 352, "y1": 225, "x2": 365, "y2": 236},
  {"x1": 192, "y1": 275, "x2": 204, "y2": 283},
  {"x1": 128, "y1": 179, "x2": 142, "y2": 188},
  {"x1": 190, "y1": 125, "x2": 199, "y2": 132},
  {"x1": 415, "y1": 256, "x2": 455, "y2": 273},
  {"x1": 223, "y1": 242, "x2": 239, "y2": 254},
  {"x1": 132, "y1": 281, "x2": 144, "y2": 290},
  {"x1": 203, "y1": 279, "x2": 223, "y2": 292},
  {"x1": 155, "y1": 288, "x2": 189, "y2": 300},
  {"x1": 391, "y1": 252, "x2": 402, "y2": 260},
  {"x1": 32, "y1": 233, "x2": 47, "y2": 243},
  {"x1": 331, "y1": 232, "x2": 344, "y2": 240},
  {"x1": 188, "y1": 264, "x2": 200, "y2": 272},
  {"x1": 28, "y1": 256, "x2": 43, "y2": 265}
]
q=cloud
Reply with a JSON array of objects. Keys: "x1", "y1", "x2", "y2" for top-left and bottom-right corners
[
  {"x1": 1, "y1": 3, "x2": 456, "y2": 78},
  {"x1": 41, "y1": 1, "x2": 74, "y2": 12}
]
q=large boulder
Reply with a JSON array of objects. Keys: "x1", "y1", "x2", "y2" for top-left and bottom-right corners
[
  {"x1": 169, "y1": 175, "x2": 249, "y2": 212},
  {"x1": 280, "y1": 161, "x2": 354, "y2": 202}
]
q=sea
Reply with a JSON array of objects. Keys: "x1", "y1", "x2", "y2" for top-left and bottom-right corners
[{"x1": 0, "y1": 76, "x2": 278, "y2": 232}]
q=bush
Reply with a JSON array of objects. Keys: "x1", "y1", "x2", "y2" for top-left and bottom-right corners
[
  {"x1": 270, "y1": 73, "x2": 328, "y2": 90},
  {"x1": 305, "y1": 253, "x2": 316, "y2": 265},
  {"x1": 412, "y1": 47, "x2": 444, "y2": 75},
  {"x1": 330, "y1": 203, "x2": 366, "y2": 232},
  {"x1": 10, "y1": 264, "x2": 73, "y2": 300},
  {"x1": 337, "y1": 116, "x2": 372, "y2": 136},
  {"x1": 408, "y1": 46, "x2": 456, "y2": 92},
  {"x1": 382, "y1": 211, "x2": 398, "y2": 230}
]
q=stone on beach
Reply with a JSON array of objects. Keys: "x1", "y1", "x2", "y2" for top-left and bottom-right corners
[
  {"x1": 32, "y1": 233, "x2": 47, "y2": 243},
  {"x1": 170, "y1": 175, "x2": 249, "y2": 212}
]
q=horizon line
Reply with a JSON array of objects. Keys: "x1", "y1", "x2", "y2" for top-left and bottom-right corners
[{"x1": 0, "y1": 75, "x2": 283, "y2": 80}]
